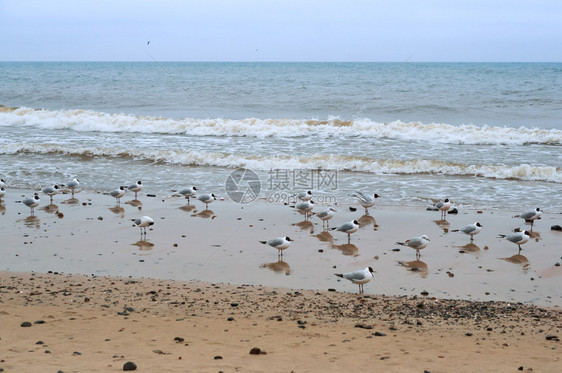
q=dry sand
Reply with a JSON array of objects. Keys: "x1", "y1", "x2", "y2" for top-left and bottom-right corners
[
  {"x1": 1, "y1": 272, "x2": 561, "y2": 372},
  {"x1": 1, "y1": 188, "x2": 561, "y2": 371}
]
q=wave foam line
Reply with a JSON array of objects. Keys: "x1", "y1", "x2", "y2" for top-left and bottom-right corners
[
  {"x1": 1, "y1": 106, "x2": 561, "y2": 145},
  {"x1": 3, "y1": 143, "x2": 561, "y2": 183}
]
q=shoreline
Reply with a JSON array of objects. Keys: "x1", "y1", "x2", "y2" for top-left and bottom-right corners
[{"x1": 1, "y1": 271, "x2": 561, "y2": 372}]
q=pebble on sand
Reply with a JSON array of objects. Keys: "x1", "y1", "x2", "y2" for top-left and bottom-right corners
[{"x1": 123, "y1": 361, "x2": 137, "y2": 371}]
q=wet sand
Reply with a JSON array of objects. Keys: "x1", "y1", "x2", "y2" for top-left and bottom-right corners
[{"x1": 0, "y1": 188, "x2": 561, "y2": 371}]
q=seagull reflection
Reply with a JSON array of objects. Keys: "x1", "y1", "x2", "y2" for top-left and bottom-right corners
[
  {"x1": 62, "y1": 197, "x2": 80, "y2": 205},
  {"x1": 41, "y1": 204, "x2": 59, "y2": 214},
  {"x1": 457, "y1": 243, "x2": 481, "y2": 255},
  {"x1": 126, "y1": 199, "x2": 143, "y2": 209},
  {"x1": 260, "y1": 260, "x2": 291, "y2": 275},
  {"x1": 132, "y1": 239, "x2": 155, "y2": 251},
  {"x1": 179, "y1": 204, "x2": 197, "y2": 213},
  {"x1": 398, "y1": 259, "x2": 428, "y2": 278},
  {"x1": 292, "y1": 219, "x2": 314, "y2": 232},
  {"x1": 109, "y1": 206, "x2": 125, "y2": 217},
  {"x1": 22, "y1": 215, "x2": 40, "y2": 229},
  {"x1": 192, "y1": 209, "x2": 216, "y2": 219},
  {"x1": 433, "y1": 219, "x2": 450, "y2": 233},
  {"x1": 0, "y1": 203, "x2": 5, "y2": 216},
  {"x1": 501, "y1": 254, "x2": 530, "y2": 269},
  {"x1": 357, "y1": 214, "x2": 377, "y2": 230},
  {"x1": 314, "y1": 231, "x2": 334, "y2": 243},
  {"x1": 331, "y1": 242, "x2": 359, "y2": 256}
]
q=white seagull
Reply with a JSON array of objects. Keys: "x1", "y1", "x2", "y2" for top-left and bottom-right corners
[
  {"x1": 259, "y1": 236, "x2": 293, "y2": 258},
  {"x1": 397, "y1": 234, "x2": 430, "y2": 259},
  {"x1": 452, "y1": 222, "x2": 483, "y2": 242},
  {"x1": 517, "y1": 208, "x2": 542, "y2": 229},
  {"x1": 179, "y1": 186, "x2": 198, "y2": 204},
  {"x1": 296, "y1": 190, "x2": 312, "y2": 201},
  {"x1": 331, "y1": 220, "x2": 359, "y2": 243},
  {"x1": 294, "y1": 200, "x2": 314, "y2": 220},
  {"x1": 334, "y1": 267, "x2": 375, "y2": 294},
  {"x1": 42, "y1": 185, "x2": 61, "y2": 204},
  {"x1": 0, "y1": 179, "x2": 5, "y2": 188},
  {"x1": 126, "y1": 180, "x2": 143, "y2": 199},
  {"x1": 65, "y1": 178, "x2": 80, "y2": 197},
  {"x1": 434, "y1": 198, "x2": 451, "y2": 219},
  {"x1": 134, "y1": 215, "x2": 154, "y2": 236},
  {"x1": 22, "y1": 194, "x2": 40, "y2": 215},
  {"x1": 109, "y1": 186, "x2": 126, "y2": 204},
  {"x1": 0, "y1": 187, "x2": 5, "y2": 202},
  {"x1": 500, "y1": 230, "x2": 531, "y2": 253},
  {"x1": 351, "y1": 192, "x2": 380, "y2": 214},
  {"x1": 198, "y1": 193, "x2": 217, "y2": 210},
  {"x1": 316, "y1": 207, "x2": 336, "y2": 229}
]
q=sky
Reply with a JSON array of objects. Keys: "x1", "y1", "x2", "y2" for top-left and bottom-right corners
[{"x1": 1, "y1": 0, "x2": 561, "y2": 62}]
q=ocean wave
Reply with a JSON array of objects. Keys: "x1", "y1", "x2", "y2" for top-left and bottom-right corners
[
  {"x1": 2, "y1": 143, "x2": 561, "y2": 183},
  {"x1": 1, "y1": 106, "x2": 561, "y2": 145}
]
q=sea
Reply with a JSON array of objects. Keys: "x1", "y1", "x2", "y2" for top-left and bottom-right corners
[{"x1": 1, "y1": 62, "x2": 561, "y2": 211}]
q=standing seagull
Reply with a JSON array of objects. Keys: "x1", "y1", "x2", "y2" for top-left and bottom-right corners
[
  {"x1": 65, "y1": 178, "x2": 80, "y2": 198},
  {"x1": 351, "y1": 192, "x2": 380, "y2": 215},
  {"x1": 22, "y1": 194, "x2": 40, "y2": 216},
  {"x1": 0, "y1": 179, "x2": 5, "y2": 188},
  {"x1": 397, "y1": 234, "x2": 430, "y2": 259},
  {"x1": 334, "y1": 267, "x2": 375, "y2": 294},
  {"x1": 517, "y1": 208, "x2": 542, "y2": 229},
  {"x1": 134, "y1": 216, "x2": 154, "y2": 236},
  {"x1": 499, "y1": 230, "x2": 531, "y2": 254},
  {"x1": 331, "y1": 220, "x2": 359, "y2": 243},
  {"x1": 127, "y1": 180, "x2": 143, "y2": 199},
  {"x1": 296, "y1": 190, "x2": 312, "y2": 201},
  {"x1": 451, "y1": 222, "x2": 483, "y2": 242},
  {"x1": 316, "y1": 207, "x2": 336, "y2": 230},
  {"x1": 293, "y1": 200, "x2": 314, "y2": 220},
  {"x1": 42, "y1": 185, "x2": 60, "y2": 204},
  {"x1": 110, "y1": 186, "x2": 126, "y2": 205},
  {"x1": 259, "y1": 236, "x2": 293, "y2": 258},
  {"x1": 0, "y1": 187, "x2": 5, "y2": 202},
  {"x1": 179, "y1": 186, "x2": 198, "y2": 204},
  {"x1": 197, "y1": 193, "x2": 216, "y2": 210},
  {"x1": 434, "y1": 198, "x2": 451, "y2": 219}
]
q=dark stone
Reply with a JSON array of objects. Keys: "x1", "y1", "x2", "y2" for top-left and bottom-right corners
[
  {"x1": 123, "y1": 361, "x2": 137, "y2": 371},
  {"x1": 392, "y1": 248, "x2": 400, "y2": 252},
  {"x1": 550, "y1": 225, "x2": 561, "y2": 231},
  {"x1": 73, "y1": 351, "x2": 82, "y2": 356},
  {"x1": 448, "y1": 208, "x2": 458, "y2": 214},
  {"x1": 230, "y1": 302, "x2": 238, "y2": 307},
  {"x1": 518, "y1": 367, "x2": 524, "y2": 371},
  {"x1": 34, "y1": 320, "x2": 46, "y2": 324},
  {"x1": 297, "y1": 320, "x2": 307, "y2": 325},
  {"x1": 545, "y1": 335, "x2": 559, "y2": 341},
  {"x1": 35, "y1": 341, "x2": 44, "y2": 345},
  {"x1": 214, "y1": 356, "x2": 223, "y2": 360},
  {"x1": 227, "y1": 317, "x2": 234, "y2": 321},
  {"x1": 349, "y1": 207, "x2": 357, "y2": 212},
  {"x1": 374, "y1": 332, "x2": 386, "y2": 336},
  {"x1": 249, "y1": 347, "x2": 261, "y2": 355},
  {"x1": 20, "y1": 321, "x2": 32, "y2": 327},
  {"x1": 174, "y1": 337, "x2": 185, "y2": 342},
  {"x1": 465, "y1": 332, "x2": 473, "y2": 336},
  {"x1": 421, "y1": 291, "x2": 429, "y2": 296},
  {"x1": 327, "y1": 288, "x2": 336, "y2": 292}
]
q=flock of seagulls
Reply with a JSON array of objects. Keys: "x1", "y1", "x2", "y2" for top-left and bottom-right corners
[{"x1": 1, "y1": 178, "x2": 547, "y2": 294}]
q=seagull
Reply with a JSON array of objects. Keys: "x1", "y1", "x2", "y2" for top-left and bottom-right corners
[
  {"x1": 179, "y1": 186, "x2": 197, "y2": 204},
  {"x1": 499, "y1": 230, "x2": 530, "y2": 253},
  {"x1": 259, "y1": 236, "x2": 293, "y2": 258},
  {"x1": 42, "y1": 185, "x2": 60, "y2": 204},
  {"x1": 64, "y1": 178, "x2": 80, "y2": 197},
  {"x1": 517, "y1": 208, "x2": 542, "y2": 229},
  {"x1": 334, "y1": 267, "x2": 375, "y2": 294},
  {"x1": 293, "y1": 200, "x2": 314, "y2": 220},
  {"x1": 126, "y1": 180, "x2": 143, "y2": 199},
  {"x1": 0, "y1": 187, "x2": 5, "y2": 202},
  {"x1": 316, "y1": 207, "x2": 336, "y2": 229},
  {"x1": 451, "y1": 222, "x2": 483, "y2": 242},
  {"x1": 434, "y1": 198, "x2": 451, "y2": 219},
  {"x1": 397, "y1": 234, "x2": 430, "y2": 259},
  {"x1": 0, "y1": 179, "x2": 5, "y2": 188},
  {"x1": 331, "y1": 220, "x2": 359, "y2": 243},
  {"x1": 296, "y1": 190, "x2": 312, "y2": 201},
  {"x1": 22, "y1": 194, "x2": 40, "y2": 215},
  {"x1": 198, "y1": 193, "x2": 216, "y2": 210},
  {"x1": 134, "y1": 216, "x2": 154, "y2": 236},
  {"x1": 109, "y1": 186, "x2": 126, "y2": 204},
  {"x1": 351, "y1": 192, "x2": 380, "y2": 214}
]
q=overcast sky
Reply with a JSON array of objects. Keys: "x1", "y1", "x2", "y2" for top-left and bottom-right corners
[{"x1": 1, "y1": 0, "x2": 560, "y2": 62}]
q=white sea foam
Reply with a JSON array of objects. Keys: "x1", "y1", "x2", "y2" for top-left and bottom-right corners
[
  {"x1": 2, "y1": 143, "x2": 560, "y2": 183},
  {"x1": 1, "y1": 107, "x2": 561, "y2": 145}
]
